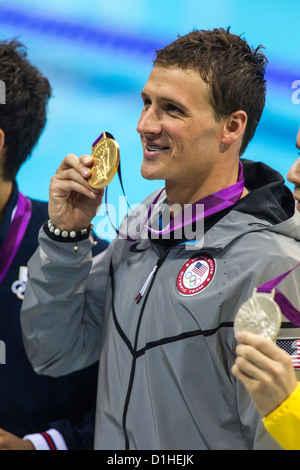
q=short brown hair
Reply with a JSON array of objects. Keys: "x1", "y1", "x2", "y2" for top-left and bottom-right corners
[{"x1": 154, "y1": 28, "x2": 268, "y2": 155}]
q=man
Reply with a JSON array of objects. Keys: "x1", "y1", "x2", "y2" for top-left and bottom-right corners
[
  {"x1": 0, "y1": 39, "x2": 108, "y2": 450},
  {"x1": 231, "y1": 126, "x2": 300, "y2": 450},
  {"x1": 21, "y1": 28, "x2": 300, "y2": 450}
]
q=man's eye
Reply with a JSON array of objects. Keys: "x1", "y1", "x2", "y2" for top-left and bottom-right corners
[
  {"x1": 166, "y1": 104, "x2": 182, "y2": 114},
  {"x1": 143, "y1": 98, "x2": 151, "y2": 108}
]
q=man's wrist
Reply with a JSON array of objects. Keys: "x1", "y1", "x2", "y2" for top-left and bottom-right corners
[{"x1": 43, "y1": 219, "x2": 97, "y2": 252}]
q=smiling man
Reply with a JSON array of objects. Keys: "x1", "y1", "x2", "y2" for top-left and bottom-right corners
[
  {"x1": 138, "y1": 66, "x2": 249, "y2": 208},
  {"x1": 21, "y1": 29, "x2": 300, "y2": 450}
]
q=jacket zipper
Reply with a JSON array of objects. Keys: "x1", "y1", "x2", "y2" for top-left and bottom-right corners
[{"x1": 122, "y1": 255, "x2": 166, "y2": 450}]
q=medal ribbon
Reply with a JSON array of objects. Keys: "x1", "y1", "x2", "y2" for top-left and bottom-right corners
[
  {"x1": 0, "y1": 192, "x2": 32, "y2": 284},
  {"x1": 102, "y1": 133, "x2": 245, "y2": 241},
  {"x1": 257, "y1": 264, "x2": 300, "y2": 326}
]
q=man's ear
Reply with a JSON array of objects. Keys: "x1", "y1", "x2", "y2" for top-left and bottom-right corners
[
  {"x1": 221, "y1": 110, "x2": 247, "y2": 147},
  {"x1": 0, "y1": 129, "x2": 5, "y2": 152}
]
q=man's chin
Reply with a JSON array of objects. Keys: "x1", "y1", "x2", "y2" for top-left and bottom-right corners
[{"x1": 140, "y1": 167, "x2": 164, "y2": 181}]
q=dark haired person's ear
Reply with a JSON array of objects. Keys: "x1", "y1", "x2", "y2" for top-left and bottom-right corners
[{"x1": 221, "y1": 110, "x2": 247, "y2": 148}]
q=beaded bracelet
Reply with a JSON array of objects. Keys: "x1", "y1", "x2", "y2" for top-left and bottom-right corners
[{"x1": 44, "y1": 219, "x2": 98, "y2": 252}]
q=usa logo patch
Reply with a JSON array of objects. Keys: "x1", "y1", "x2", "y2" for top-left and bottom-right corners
[{"x1": 177, "y1": 255, "x2": 215, "y2": 296}]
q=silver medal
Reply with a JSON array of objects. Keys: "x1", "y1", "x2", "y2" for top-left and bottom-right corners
[{"x1": 234, "y1": 288, "x2": 282, "y2": 339}]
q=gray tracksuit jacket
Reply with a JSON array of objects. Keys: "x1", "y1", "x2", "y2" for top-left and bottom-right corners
[{"x1": 21, "y1": 160, "x2": 300, "y2": 450}]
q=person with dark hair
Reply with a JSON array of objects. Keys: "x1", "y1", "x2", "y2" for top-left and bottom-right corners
[
  {"x1": 21, "y1": 28, "x2": 300, "y2": 450},
  {"x1": 0, "y1": 39, "x2": 108, "y2": 450},
  {"x1": 0, "y1": 39, "x2": 51, "y2": 182}
]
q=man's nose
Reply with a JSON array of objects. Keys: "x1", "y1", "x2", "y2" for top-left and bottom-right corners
[
  {"x1": 287, "y1": 157, "x2": 300, "y2": 185},
  {"x1": 136, "y1": 107, "x2": 162, "y2": 135}
]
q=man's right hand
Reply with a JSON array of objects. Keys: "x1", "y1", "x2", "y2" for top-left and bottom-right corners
[{"x1": 48, "y1": 153, "x2": 104, "y2": 232}]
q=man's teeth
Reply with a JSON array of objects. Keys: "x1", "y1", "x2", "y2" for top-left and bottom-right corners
[{"x1": 147, "y1": 145, "x2": 167, "y2": 151}]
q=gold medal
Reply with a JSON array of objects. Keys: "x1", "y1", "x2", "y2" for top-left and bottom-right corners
[
  {"x1": 234, "y1": 288, "x2": 282, "y2": 339},
  {"x1": 88, "y1": 132, "x2": 120, "y2": 189}
]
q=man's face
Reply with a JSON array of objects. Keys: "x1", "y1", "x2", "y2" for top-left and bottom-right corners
[
  {"x1": 136, "y1": 66, "x2": 226, "y2": 193},
  {"x1": 287, "y1": 127, "x2": 300, "y2": 211}
]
